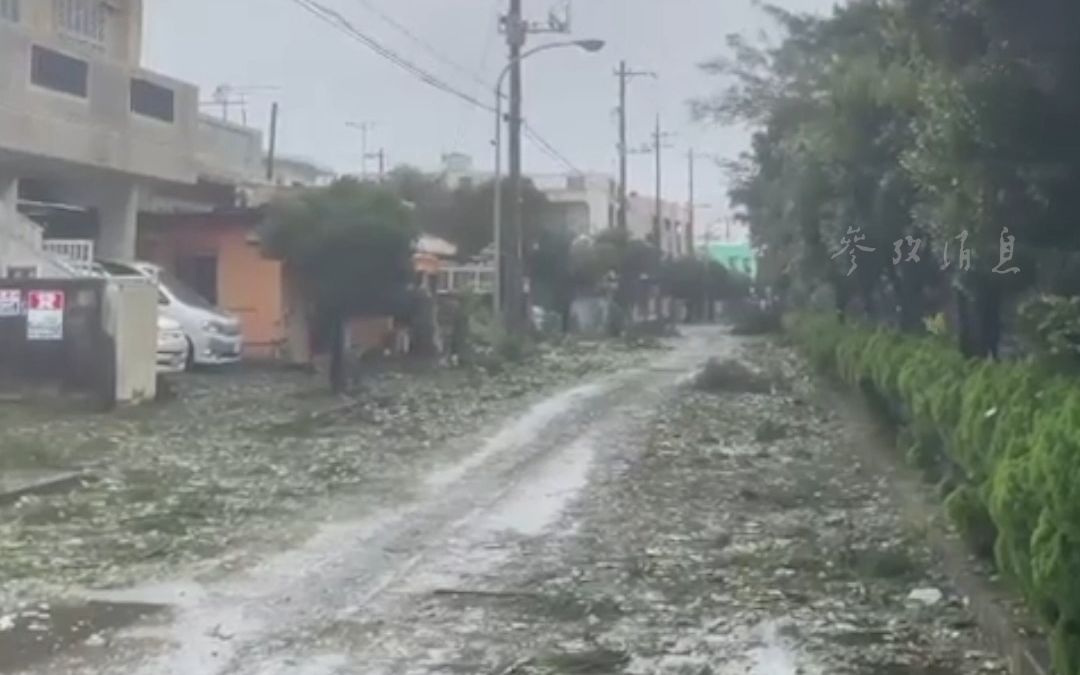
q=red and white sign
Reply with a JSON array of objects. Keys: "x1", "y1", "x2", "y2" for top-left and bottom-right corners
[{"x1": 27, "y1": 290, "x2": 64, "y2": 341}]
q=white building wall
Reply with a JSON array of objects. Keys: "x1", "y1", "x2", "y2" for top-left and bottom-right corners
[{"x1": 626, "y1": 194, "x2": 691, "y2": 258}]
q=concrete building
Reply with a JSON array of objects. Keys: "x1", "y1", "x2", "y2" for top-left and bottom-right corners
[
  {"x1": 435, "y1": 154, "x2": 617, "y2": 238},
  {"x1": 265, "y1": 155, "x2": 337, "y2": 189},
  {"x1": 707, "y1": 241, "x2": 757, "y2": 278},
  {"x1": 438, "y1": 152, "x2": 489, "y2": 190},
  {"x1": 531, "y1": 172, "x2": 615, "y2": 237},
  {"x1": 626, "y1": 193, "x2": 692, "y2": 259},
  {"x1": 0, "y1": 0, "x2": 262, "y2": 275}
]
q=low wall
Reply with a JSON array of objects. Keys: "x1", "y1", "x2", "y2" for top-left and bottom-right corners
[
  {"x1": 0, "y1": 278, "x2": 157, "y2": 406},
  {"x1": 0, "y1": 278, "x2": 112, "y2": 403}
]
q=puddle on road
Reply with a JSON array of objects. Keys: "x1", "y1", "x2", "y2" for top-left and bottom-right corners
[
  {"x1": 0, "y1": 601, "x2": 165, "y2": 673},
  {"x1": 425, "y1": 381, "x2": 605, "y2": 490}
]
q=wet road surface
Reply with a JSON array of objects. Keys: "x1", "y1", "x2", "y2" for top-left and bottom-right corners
[{"x1": 10, "y1": 328, "x2": 1000, "y2": 675}]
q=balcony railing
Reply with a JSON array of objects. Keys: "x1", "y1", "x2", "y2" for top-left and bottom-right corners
[
  {"x1": 436, "y1": 265, "x2": 495, "y2": 295},
  {"x1": 43, "y1": 238, "x2": 94, "y2": 264}
]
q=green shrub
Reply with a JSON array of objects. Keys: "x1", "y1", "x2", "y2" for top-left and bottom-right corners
[
  {"x1": 787, "y1": 311, "x2": 1080, "y2": 672},
  {"x1": 1019, "y1": 294, "x2": 1080, "y2": 370}
]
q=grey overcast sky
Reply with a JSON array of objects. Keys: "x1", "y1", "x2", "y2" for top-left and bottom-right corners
[{"x1": 143, "y1": 0, "x2": 836, "y2": 224}]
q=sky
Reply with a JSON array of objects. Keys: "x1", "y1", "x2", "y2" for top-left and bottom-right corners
[{"x1": 143, "y1": 0, "x2": 837, "y2": 232}]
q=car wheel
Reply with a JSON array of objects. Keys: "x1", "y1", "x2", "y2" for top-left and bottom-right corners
[{"x1": 185, "y1": 338, "x2": 196, "y2": 372}]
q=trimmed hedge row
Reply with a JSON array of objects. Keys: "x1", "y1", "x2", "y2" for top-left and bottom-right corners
[{"x1": 787, "y1": 313, "x2": 1080, "y2": 674}]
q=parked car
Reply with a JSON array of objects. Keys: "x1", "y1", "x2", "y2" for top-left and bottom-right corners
[
  {"x1": 95, "y1": 260, "x2": 244, "y2": 369},
  {"x1": 157, "y1": 316, "x2": 188, "y2": 374}
]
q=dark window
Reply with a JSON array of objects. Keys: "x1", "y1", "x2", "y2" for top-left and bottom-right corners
[
  {"x1": 7, "y1": 266, "x2": 36, "y2": 279},
  {"x1": 1, "y1": 0, "x2": 19, "y2": 22},
  {"x1": 31, "y1": 45, "x2": 88, "y2": 97},
  {"x1": 176, "y1": 255, "x2": 218, "y2": 306},
  {"x1": 130, "y1": 78, "x2": 175, "y2": 123}
]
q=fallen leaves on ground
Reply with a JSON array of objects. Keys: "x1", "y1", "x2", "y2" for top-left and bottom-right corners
[{"x1": 0, "y1": 340, "x2": 644, "y2": 606}]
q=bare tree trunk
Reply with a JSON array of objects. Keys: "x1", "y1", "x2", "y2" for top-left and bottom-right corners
[{"x1": 329, "y1": 314, "x2": 347, "y2": 394}]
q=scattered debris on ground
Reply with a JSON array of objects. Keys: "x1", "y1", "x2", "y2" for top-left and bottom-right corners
[
  {"x1": 291, "y1": 337, "x2": 1006, "y2": 674},
  {"x1": 0, "y1": 340, "x2": 645, "y2": 608},
  {"x1": 692, "y1": 357, "x2": 774, "y2": 394}
]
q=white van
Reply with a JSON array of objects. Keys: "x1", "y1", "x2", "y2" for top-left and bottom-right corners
[{"x1": 96, "y1": 260, "x2": 244, "y2": 369}]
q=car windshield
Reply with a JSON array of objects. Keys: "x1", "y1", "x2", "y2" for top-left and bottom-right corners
[{"x1": 157, "y1": 270, "x2": 216, "y2": 312}]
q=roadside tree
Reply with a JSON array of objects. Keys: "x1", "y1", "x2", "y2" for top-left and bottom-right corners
[{"x1": 263, "y1": 178, "x2": 418, "y2": 393}]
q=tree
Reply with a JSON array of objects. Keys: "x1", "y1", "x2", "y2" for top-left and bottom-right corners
[
  {"x1": 263, "y1": 178, "x2": 418, "y2": 393},
  {"x1": 384, "y1": 167, "x2": 549, "y2": 261},
  {"x1": 658, "y1": 257, "x2": 745, "y2": 321}
]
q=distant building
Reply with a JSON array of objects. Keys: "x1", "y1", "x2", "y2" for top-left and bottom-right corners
[
  {"x1": 438, "y1": 153, "x2": 490, "y2": 190},
  {"x1": 0, "y1": 0, "x2": 263, "y2": 277},
  {"x1": 626, "y1": 193, "x2": 692, "y2": 259},
  {"x1": 431, "y1": 153, "x2": 696, "y2": 256},
  {"x1": 266, "y1": 156, "x2": 337, "y2": 189},
  {"x1": 436, "y1": 153, "x2": 619, "y2": 239},
  {"x1": 531, "y1": 173, "x2": 616, "y2": 237},
  {"x1": 707, "y1": 241, "x2": 757, "y2": 278}
]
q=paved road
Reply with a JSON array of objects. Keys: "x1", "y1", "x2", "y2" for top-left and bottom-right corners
[
  {"x1": 18, "y1": 327, "x2": 1000, "y2": 675},
  {"x1": 24, "y1": 328, "x2": 727, "y2": 675}
]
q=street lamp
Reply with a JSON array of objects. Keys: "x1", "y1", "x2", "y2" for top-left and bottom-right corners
[{"x1": 492, "y1": 38, "x2": 605, "y2": 316}]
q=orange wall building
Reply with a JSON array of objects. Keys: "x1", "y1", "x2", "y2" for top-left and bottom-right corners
[
  {"x1": 138, "y1": 210, "x2": 310, "y2": 362},
  {"x1": 138, "y1": 215, "x2": 458, "y2": 363}
]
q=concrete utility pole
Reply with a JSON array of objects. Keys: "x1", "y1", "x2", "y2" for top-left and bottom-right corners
[
  {"x1": 497, "y1": 0, "x2": 577, "y2": 334},
  {"x1": 651, "y1": 116, "x2": 674, "y2": 252},
  {"x1": 266, "y1": 102, "x2": 279, "y2": 182},
  {"x1": 504, "y1": 0, "x2": 526, "y2": 335},
  {"x1": 687, "y1": 149, "x2": 696, "y2": 257},
  {"x1": 492, "y1": 38, "x2": 604, "y2": 323},
  {"x1": 366, "y1": 149, "x2": 387, "y2": 181},
  {"x1": 346, "y1": 121, "x2": 377, "y2": 179},
  {"x1": 614, "y1": 62, "x2": 656, "y2": 233}
]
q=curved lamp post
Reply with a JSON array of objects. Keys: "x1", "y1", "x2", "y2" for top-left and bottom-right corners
[{"x1": 492, "y1": 38, "x2": 605, "y2": 314}]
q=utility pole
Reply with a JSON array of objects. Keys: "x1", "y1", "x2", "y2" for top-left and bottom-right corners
[
  {"x1": 266, "y1": 102, "x2": 279, "y2": 183},
  {"x1": 346, "y1": 121, "x2": 377, "y2": 179},
  {"x1": 687, "y1": 148, "x2": 695, "y2": 257},
  {"x1": 650, "y1": 116, "x2": 673, "y2": 254},
  {"x1": 614, "y1": 62, "x2": 656, "y2": 233},
  {"x1": 505, "y1": 0, "x2": 526, "y2": 334},
  {"x1": 365, "y1": 149, "x2": 387, "y2": 181},
  {"x1": 497, "y1": 0, "x2": 572, "y2": 334}
]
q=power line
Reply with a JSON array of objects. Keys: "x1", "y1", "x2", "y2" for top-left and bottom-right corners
[
  {"x1": 523, "y1": 124, "x2": 582, "y2": 175},
  {"x1": 287, "y1": 0, "x2": 493, "y2": 112},
  {"x1": 286, "y1": 0, "x2": 584, "y2": 177},
  {"x1": 455, "y1": 0, "x2": 502, "y2": 144},
  {"x1": 348, "y1": 0, "x2": 491, "y2": 90}
]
